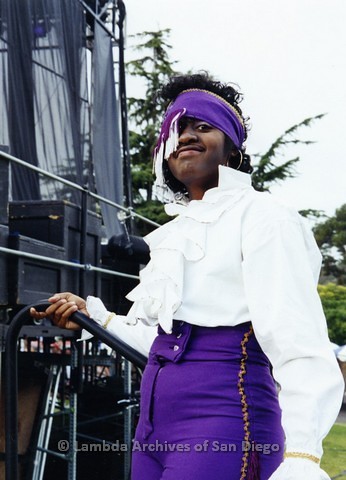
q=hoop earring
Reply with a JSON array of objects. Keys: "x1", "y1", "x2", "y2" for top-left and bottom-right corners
[{"x1": 236, "y1": 150, "x2": 243, "y2": 170}]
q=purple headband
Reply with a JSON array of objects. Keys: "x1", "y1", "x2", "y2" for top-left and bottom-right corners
[{"x1": 153, "y1": 89, "x2": 245, "y2": 200}]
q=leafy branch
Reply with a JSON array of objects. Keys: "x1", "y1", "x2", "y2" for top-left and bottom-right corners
[{"x1": 251, "y1": 114, "x2": 326, "y2": 191}]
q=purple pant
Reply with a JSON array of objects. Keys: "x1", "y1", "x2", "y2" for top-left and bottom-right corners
[{"x1": 131, "y1": 322, "x2": 284, "y2": 480}]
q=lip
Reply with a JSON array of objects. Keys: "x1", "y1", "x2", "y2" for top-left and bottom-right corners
[{"x1": 176, "y1": 146, "x2": 204, "y2": 158}]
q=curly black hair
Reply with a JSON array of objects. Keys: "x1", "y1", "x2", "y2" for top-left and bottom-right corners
[{"x1": 155, "y1": 72, "x2": 253, "y2": 196}]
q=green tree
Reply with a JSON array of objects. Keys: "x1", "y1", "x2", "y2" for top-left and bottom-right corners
[
  {"x1": 318, "y1": 283, "x2": 346, "y2": 345},
  {"x1": 126, "y1": 29, "x2": 177, "y2": 234},
  {"x1": 313, "y1": 204, "x2": 346, "y2": 285}
]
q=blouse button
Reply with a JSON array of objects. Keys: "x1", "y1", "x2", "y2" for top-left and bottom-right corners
[
  {"x1": 176, "y1": 333, "x2": 182, "y2": 339},
  {"x1": 173, "y1": 345, "x2": 179, "y2": 352}
]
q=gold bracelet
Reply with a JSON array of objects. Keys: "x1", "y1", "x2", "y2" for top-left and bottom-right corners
[
  {"x1": 103, "y1": 312, "x2": 116, "y2": 329},
  {"x1": 284, "y1": 452, "x2": 320, "y2": 464}
]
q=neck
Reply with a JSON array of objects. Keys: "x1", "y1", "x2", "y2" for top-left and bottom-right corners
[
  {"x1": 186, "y1": 176, "x2": 220, "y2": 200},
  {"x1": 187, "y1": 185, "x2": 210, "y2": 201}
]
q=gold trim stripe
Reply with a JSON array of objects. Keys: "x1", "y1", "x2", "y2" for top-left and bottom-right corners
[
  {"x1": 284, "y1": 451, "x2": 320, "y2": 464},
  {"x1": 238, "y1": 325, "x2": 254, "y2": 479}
]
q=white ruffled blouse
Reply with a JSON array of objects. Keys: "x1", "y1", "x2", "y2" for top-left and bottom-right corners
[{"x1": 86, "y1": 166, "x2": 344, "y2": 479}]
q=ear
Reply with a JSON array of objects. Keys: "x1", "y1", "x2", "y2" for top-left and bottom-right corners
[
  {"x1": 228, "y1": 149, "x2": 243, "y2": 170},
  {"x1": 226, "y1": 149, "x2": 238, "y2": 163},
  {"x1": 224, "y1": 135, "x2": 237, "y2": 157}
]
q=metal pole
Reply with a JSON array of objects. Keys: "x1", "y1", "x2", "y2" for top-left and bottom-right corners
[
  {"x1": 123, "y1": 404, "x2": 133, "y2": 479},
  {"x1": 68, "y1": 343, "x2": 78, "y2": 480},
  {"x1": 0, "y1": 246, "x2": 140, "y2": 280},
  {"x1": 117, "y1": 0, "x2": 134, "y2": 218},
  {"x1": 79, "y1": 187, "x2": 88, "y2": 297}
]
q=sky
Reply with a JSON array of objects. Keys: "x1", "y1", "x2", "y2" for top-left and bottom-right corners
[{"x1": 124, "y1": 0, "x2": 346, "y2": 218}]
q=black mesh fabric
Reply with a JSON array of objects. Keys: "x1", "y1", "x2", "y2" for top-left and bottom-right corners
[{"x1": 0, "y1": 0, "x2": 123, "y2": 236}]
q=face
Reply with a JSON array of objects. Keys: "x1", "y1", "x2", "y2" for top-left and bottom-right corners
[{"x1": 167, "y1": 118, "x2": 230, "y2": 200}]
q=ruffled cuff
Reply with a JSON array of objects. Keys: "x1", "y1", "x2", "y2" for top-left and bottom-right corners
[
  {"x1": 78, "y1": 296, "x2": 116, "y2": 341},
  {"x1": 85, "y1": 296, "x2": 156, "y2": 357},
  {"x1": 268, "y1": 458, "x2": 330, "y2": 480}
]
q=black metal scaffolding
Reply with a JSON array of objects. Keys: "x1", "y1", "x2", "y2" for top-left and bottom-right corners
[{"x1": 0, "y1": 1, "x2": 155, "y2": 478}]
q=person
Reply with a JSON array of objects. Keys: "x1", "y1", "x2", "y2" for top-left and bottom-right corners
[{"x1": 31, "y1": 72, "x2": 344, "y2": 480}]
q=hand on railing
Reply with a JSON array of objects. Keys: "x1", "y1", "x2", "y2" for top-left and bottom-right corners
[
  {"x1": 29, "y1": 297, "x2": 147, "y2": 369},
  {"x1": 30, "y1": 292, "x2": 87, "y2": 330}
]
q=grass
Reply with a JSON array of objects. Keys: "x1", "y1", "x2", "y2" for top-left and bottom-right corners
[{"x1": 321, "y1": 423, "x2": 346, "y2": 477}]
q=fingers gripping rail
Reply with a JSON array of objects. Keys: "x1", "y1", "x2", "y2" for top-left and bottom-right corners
[{"x1": 4, "y1": 300, "x2": 147, "y2": 480}]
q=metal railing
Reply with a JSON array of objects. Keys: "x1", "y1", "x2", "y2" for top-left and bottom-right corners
[
  {"x1": 0, "y1": 150, "x2": 158, "y2": 286},
  {"x1": 0, "y1": 149, "x2": 160, "y2": 228},
  {"x1": 4, "y1": 301, "x2": 147, "y2": 480},
  {"x1": 0, "y1": 246, "x2": 140, "y2": 280}
]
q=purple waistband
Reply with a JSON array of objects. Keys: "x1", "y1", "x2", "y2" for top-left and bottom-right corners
[{"x1": 148, "y1": 321, "x2": 269, "y2": 367}]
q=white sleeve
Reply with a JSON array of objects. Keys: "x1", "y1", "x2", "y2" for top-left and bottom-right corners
[
  {"x1": 82, "y1": 296, "x2": 157, "y2": 358},
  {"x1": 268, "y1": 457, "x2": 331, "y2": 479},
  {"x1": 241, "y1": 207, "x2": 344, "y2": 471}
]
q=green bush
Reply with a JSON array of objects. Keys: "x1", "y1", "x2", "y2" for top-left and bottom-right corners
[{"x1": 318, "y1": 283, "x2": 346, "y2": 345}]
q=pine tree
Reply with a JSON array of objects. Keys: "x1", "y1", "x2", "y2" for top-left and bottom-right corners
[
  {"x1": 314, "y1": 204, "x2": 346, "y2": 285},
  {"x1": 126, "y1": 29, "x2": 176, "y2": 233},
  {"x1": 251, "y1": 114, "x2": 325, "y2": 191}
]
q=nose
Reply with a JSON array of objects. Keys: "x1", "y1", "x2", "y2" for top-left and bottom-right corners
[{"x1": 178, "y1": 125, "x2": 198, "y2": 145}]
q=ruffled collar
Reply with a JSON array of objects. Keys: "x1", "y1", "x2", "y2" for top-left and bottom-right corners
[
  {"x1": 164, "y1": 165, "x2": 252, "y2": 218},
  {"x1": 211, "y1": 164, "x2": 251, "y2": 191}
]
